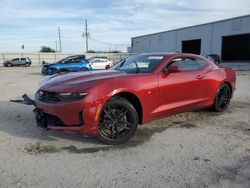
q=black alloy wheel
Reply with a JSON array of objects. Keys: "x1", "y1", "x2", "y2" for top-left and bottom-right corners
[
  {"x1": 214, "y1": 83, "x2": 232, "y2": 112},
  {"x1": 98, "y1": 98, "x2": 138, "y2": 144}
]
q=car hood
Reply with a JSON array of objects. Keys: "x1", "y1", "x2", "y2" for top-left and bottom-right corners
[
  {"x1": 39, "y1": 70, "x2": 127, "y2": 93},
  {"x1": 44, "y1": 63, "x2": 59, "y2": 67}
]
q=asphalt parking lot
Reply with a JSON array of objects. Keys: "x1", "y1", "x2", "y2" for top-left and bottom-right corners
[{"x1": 0, "y1": 66, "x2": 250, "y2": 188}]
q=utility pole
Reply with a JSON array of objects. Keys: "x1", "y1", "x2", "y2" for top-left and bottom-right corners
[
  {"x1": 55, "y1": 40, "x2": 58, "y2": 52},
  {"x1": 82, "y1": 19, "x2": 90, "y2": 52},
  {"x1": 58, "y1": 26, "x2": 62, "y2": 52}
]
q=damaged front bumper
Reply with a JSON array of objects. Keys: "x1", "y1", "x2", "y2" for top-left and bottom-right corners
[
  {"x1": 10, "y1": 94, "x2": 88, "y2": 132},
  {"x1": 11, "y1": 93, "x2": 98, "y2": 136},
  {"x1": 11, "y1": 94, "x2": 49, "y2": 130}
]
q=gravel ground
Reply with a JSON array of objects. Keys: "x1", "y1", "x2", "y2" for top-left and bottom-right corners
[{"x1": 0, "y1": 66, "x2": 249, "y2": 188}]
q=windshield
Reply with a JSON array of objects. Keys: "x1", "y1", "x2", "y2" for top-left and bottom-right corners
[{"x1": 114, "y1": 54, "x2": 166, "y2": 73}]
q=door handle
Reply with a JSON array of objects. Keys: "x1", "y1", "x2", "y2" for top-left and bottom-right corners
[{"x1": 196, "y1": 75, "x2": 204, "y2": 80}]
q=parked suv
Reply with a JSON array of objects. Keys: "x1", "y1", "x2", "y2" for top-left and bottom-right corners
[
  {"x1": 3, "y1": 57, "x2": 32, "y2": 67},
  {"x1": 202, "y1": 54, "x2": 221, "y2": 65}
]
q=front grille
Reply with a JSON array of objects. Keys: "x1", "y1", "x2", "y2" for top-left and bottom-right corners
[
  {"x1": 44, "y1": 113, "x2": 65, "y2": 126},
  {"x1": 37, "y1": 91, "x2": 61, "y2": 102}
]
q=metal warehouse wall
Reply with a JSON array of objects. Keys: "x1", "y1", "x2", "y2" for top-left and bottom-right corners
[{"x1": 131, "y1": 15, "x2": 250, "y2": 57}]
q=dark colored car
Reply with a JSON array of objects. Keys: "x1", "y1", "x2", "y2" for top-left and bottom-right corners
[
  {"x1": 203, "y1": 54, "x2": 221, "y2": 65},
  {"x1": 14, "y1": 53, "x2": 236, "y2": 144},
  {"x1": 3, "y1": 57, "x2": 32, "y2": 67},
  {"x1": 42, "y1": 55, "x2": 92, "y2": 75}
]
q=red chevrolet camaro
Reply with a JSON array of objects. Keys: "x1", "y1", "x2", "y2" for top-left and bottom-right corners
[{"x1": 16, "y1": 53, "x2": 236, "y2": 144}]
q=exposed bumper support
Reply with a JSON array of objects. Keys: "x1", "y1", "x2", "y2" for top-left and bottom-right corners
[{"x1": 10, "y1": 94, "x2": 36, "y2": 106}]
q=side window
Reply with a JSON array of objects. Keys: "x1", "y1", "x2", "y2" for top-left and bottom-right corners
[
  {"x1": 12, "y1": 58, "x2": 19, "y2": 61},
  {"x1": 176, "y1": 58, "x2": 198, "y2": 71},
  {"x1": 21, "y1": 58, "x2": 26, "y2": 61},
  {"x1": 196, "y1": 59, "x2": 207, "y2": 69},
  {"x1": 169, "y1": 57, "x2": 206, "y2": 71},
  {"x1": 93, "y1": 59, "x2": 100, "y2": 63},
  {"x1": 65, "y1": 58, "x2": 74, "y2": 63},
  {"x1": 62, "y1": 59, "x2": 70, "y2": 64},
  {"x1": 71, "y1": 58, "x2": 80, "y2": 63},
  {"x1": 100, "y1": 59, "x2": 107, "y2": 62}
]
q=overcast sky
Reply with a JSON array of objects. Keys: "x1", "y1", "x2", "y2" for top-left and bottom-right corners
[{"x1": 0, "y1": 0, "x2": 249, "y2": 52}]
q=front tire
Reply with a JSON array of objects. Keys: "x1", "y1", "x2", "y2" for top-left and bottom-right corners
[
  {"x1": 7, "y1": 63, "x2": 12, "y2": 67},
  {"x1": 81, "y1": 67, "x2": 88, "y2": 71},
  {"x1": 213, "y1": 83, "x2": 232, "y2": 112},
  {"x1": 98, "y1": 98, "x2": 138, "y2": 145},
  {"x1": 51, "y1": 69, "x2": 58, "y2": 75}
]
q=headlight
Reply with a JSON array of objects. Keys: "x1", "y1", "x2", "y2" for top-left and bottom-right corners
[
  {"x1": 37, "y1": 90, "x2": 88, "y2": 102},
  {"x1": 58, "y1": 92, "x2": 88, "y2": 101}
]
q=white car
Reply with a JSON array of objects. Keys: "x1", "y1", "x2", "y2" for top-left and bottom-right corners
[
  {"x1": 3, "y1": 57, "x2": 32, "y2": 67},
  {"x1": 89, "y1": 58, "x2": 113, "y2": 70}
]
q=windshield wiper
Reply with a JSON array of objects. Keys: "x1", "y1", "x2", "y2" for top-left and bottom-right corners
[{"x1": 134, "y1": 60, "x2": 139, "y2": 73}]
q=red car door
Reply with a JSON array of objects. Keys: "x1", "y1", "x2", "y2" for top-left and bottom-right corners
[{"x1": 157, "y1": 56, "x2": 210, "y2": 118}]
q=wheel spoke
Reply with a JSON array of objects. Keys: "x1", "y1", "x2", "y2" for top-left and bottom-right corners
[
  {"x1": 110, "y1": 126, "x2": 116, "y2": 139},
  {"x1": 117, "y1": 124, "x2": 130, "y2": 130},
  {"x1": 118, "y1": 120, "x2": 132, "y2": 129},
  {"x1": 117, "y1": 107, "x2": 128, "y2": 119},
  {"x1": 110, "y1": 127, "x2": 114, "y2": 139},
  {"x1": 119, "y1": 120, "x2": 132, "y2": 126},
  {"x1": 115, "y1": 125, "x2": 119, "y2": 138},
  {"x1": 218, "y1": 97, "x2": 224, "y2": 106},
  {"x1": 99, "y1": 120, "x2": 112, "y2": 128},
  {"x1": 104, "y1": 107, "x2": 114, "y2": 120}
]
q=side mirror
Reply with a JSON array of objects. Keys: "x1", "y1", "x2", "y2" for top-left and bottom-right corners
[{"x1": 167, "y1": 65, "x2": 181, "y2": 73}]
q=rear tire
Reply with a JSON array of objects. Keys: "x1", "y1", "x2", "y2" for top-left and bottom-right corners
[
  {"x1": 98, "y1": 98, "x2": 138, "y2": 145},
  {"x1": 7, "y1": 63, "x2": 12, "y2": 67},
  {"x1": 25, "y1": 63, "x2": 30, "y2": 67},
  {"x1": 213, "y1": 83, "x2": 232, "y2": 112}
]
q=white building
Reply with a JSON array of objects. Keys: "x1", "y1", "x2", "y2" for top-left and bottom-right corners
[{"x1": 131, "y1": 15, "x2": 250, "y2": 61}]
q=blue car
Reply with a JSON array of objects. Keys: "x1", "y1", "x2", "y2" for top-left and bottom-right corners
[{"x1": 42, "y1": 55, "x2": 92, "y2": 75}]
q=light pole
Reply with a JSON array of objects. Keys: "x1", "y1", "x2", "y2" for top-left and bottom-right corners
[
  {"x1": 58, "y1": 26, "x2": 62, "y2": 52},
  {"x1": 82, "y1": 19, "x2": 90, "y2": 52}
]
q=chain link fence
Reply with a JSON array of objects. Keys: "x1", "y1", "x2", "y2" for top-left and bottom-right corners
[{"x1": 0, "y1": 52, "x2": 130, "y2": 66}]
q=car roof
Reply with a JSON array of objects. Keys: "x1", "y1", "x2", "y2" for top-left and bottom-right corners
[
  {"x1": 134, "y1": 52, "x2": 203, "y2": 58},
  {"x1": 68, "y1": 55, "x2": 85, "y2": 58},
  {"x1": 90, "y1": 56, "x2": 108, "y2": 58}
]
